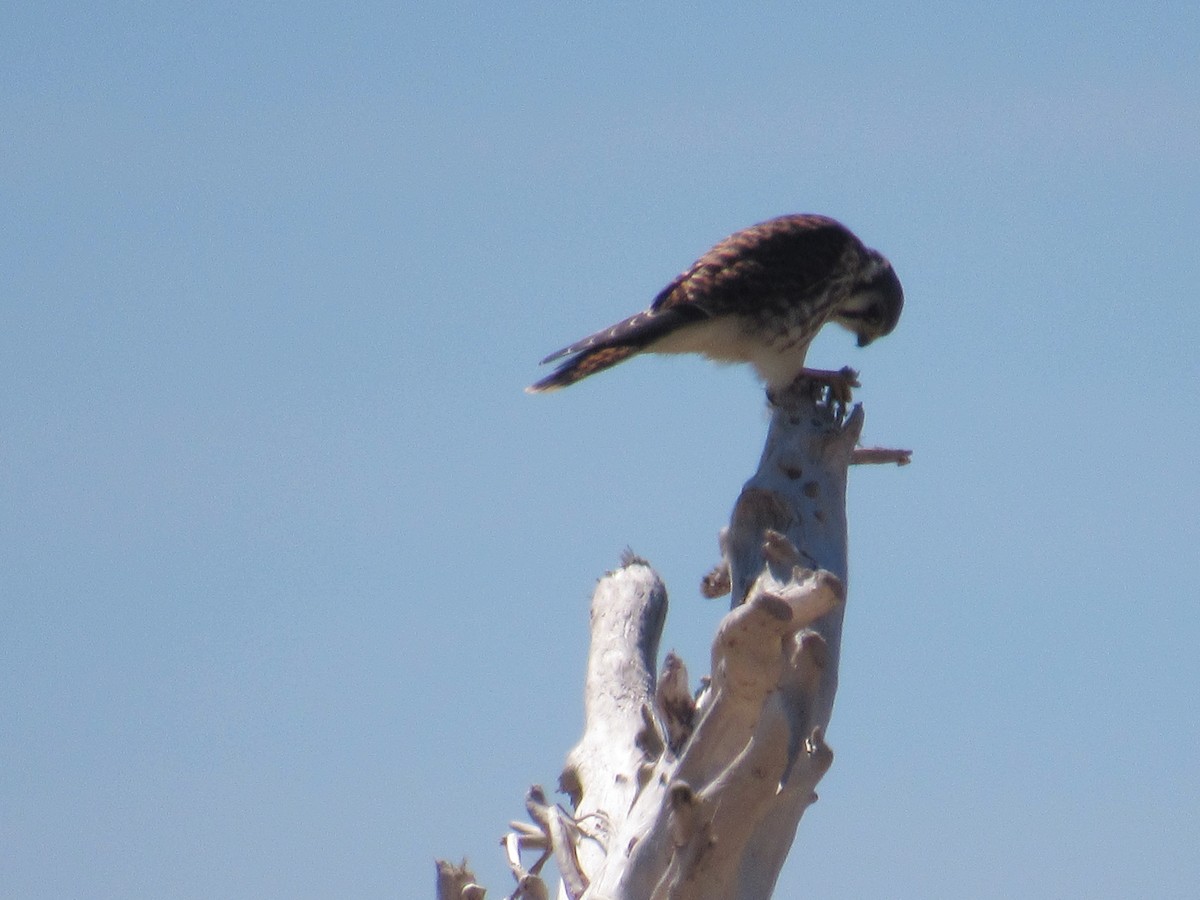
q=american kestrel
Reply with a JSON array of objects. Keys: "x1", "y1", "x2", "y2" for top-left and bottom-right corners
[{"x1": 527, "y1": 214, "x2": 902, "y2": 393}]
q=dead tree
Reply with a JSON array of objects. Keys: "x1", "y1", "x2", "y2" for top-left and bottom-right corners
[{"x1": 437, "y1": 372, "x2": 908, "y2": 899}]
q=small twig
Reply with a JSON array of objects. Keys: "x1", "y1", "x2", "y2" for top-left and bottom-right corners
[
  {"x1": 525, "y1": 786, "x2": 589, "y2": 900},
  {"x1": 656, "y1": 653, "x2": 696, "y2": 754},
  {"x1": 700, "y1": 560, "x2": 731, "y2": 599},
  {"x1": 851, "y1": 446, "x2": 912, "y2": 466}
]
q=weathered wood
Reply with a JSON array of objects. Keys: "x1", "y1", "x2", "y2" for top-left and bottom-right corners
[
  {"x1": 438, "y1": 375, "x2": 905, "y2": 899},
  {"x1": 435, "y1": 859, "x2": 484, "y2": 900}
]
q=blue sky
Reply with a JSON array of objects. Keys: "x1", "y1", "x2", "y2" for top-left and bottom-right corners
[{"x1": 3, "y1": 2, "x2": 1198, "y2": 897}]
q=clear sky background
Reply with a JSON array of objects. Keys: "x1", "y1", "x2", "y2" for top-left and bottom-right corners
[{"x1": 3, "y1": 2, "x2": 1198, "y2": 898}]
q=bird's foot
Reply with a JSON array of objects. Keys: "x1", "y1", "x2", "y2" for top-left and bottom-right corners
[
  {"x1": 768, "y1": 367, "x2": 864, "y2": 408},
  {"x1": 804, "y1": 366, "x2": 860, "y2": 405}
]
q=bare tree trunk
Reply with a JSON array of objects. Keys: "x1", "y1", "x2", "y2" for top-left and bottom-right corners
[{"x1": 437, "y1": 376, "x2": 907, "y2": 899}]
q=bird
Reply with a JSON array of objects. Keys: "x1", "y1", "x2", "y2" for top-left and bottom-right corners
[{"x1": 526, "y1": 214, "x2": 903, "y2": 394}]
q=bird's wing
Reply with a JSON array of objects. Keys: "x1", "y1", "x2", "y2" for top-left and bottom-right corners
[{"x1": 650, "y1": 214, "x2": 855, "y2": 315}]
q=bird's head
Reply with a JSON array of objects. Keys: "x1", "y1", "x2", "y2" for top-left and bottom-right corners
[{"x1": 832, "y1": 253, "x2": 904, "y2": 348}]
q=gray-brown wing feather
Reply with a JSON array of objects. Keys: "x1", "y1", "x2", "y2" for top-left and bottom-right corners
[{"x1": 651, "y1": 214, "x2": 858, "y2": 316}]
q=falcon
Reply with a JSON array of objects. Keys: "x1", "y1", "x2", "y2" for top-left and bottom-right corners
[{"x1": 527, "y1": 214, "x2": 903, "y2": 393}]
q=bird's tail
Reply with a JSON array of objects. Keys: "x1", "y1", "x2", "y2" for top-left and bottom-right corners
[
  {"x1": 525, "y1": 345, "x2": 641, "y2": 393},
  {"x1": 526, "y1": 305, "x2": 709, "y2": 393}
]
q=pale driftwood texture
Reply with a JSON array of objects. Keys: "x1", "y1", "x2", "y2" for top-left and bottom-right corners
[{"x1": 437, "y1": 376, "x2": 907, "y2": 899}]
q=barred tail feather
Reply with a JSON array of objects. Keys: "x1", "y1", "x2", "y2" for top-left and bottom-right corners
[
  {"x1": 528, "y1": 305, "x2": 710, "y2": 393},
  {"x1": 525, "y1": 345, "x2": 641, "y2": 393}
]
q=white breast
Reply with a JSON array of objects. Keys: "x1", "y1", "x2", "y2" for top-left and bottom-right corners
[{"x1": 646, "y1": 318, "x2": 813, "y2": 388}]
